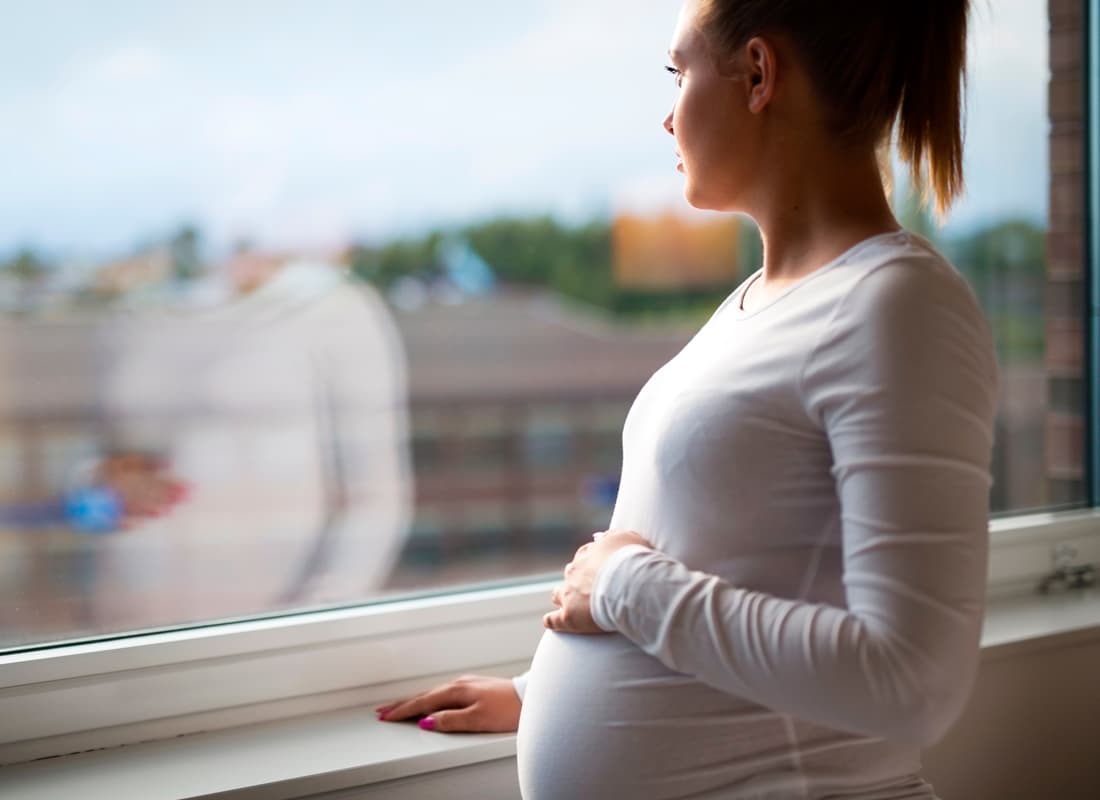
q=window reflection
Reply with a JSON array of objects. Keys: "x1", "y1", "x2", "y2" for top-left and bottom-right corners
[
  {"x1": 0, "y1": 255, "x2": 411, "y2": 644},
  {"x1": 0, "y1": 0, "x2": 1085, "y2": 649}
]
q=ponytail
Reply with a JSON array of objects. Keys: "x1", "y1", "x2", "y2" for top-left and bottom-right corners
[
  {"x1": 896, "y1": 3, "x2": 969, "y2": 218},
  {"x1": 697, "y1": 1, "x2": 971, "y2": 218}
]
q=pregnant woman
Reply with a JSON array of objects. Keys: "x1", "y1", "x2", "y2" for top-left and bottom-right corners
[{"x1": 380, "y1": 1, "x2": 997, "y2": 797}]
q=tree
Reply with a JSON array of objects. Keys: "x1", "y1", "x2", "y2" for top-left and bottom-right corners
[
  {"x1": 349, "y1": 213, "x2": 749, "y2": 321},
  {"x1": 0, "y1": 247, "x2": 52, "y2": 312},
  {"x1": 947, "y1": 219, "x2": 1046, "y2": 364},
  {"x1": 4, "y1": 248, "x2": 49, "y2": 284},
  {"x1": 349, "y1": 231, "x2": 445, "y2": 288},
  {"x1": 168, "y1": 225, "x2": 203, "y2": 282}
]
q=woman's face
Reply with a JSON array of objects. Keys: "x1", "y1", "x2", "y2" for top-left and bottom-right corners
[{"x1": 664, "y1": 1, "x2": 757, "y2": 211}]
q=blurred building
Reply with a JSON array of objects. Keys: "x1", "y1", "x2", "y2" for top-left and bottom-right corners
[
  {"x1": 0, "y1": 287, "x2": 694, "y2": 623},
  {"x1": 90, "y1": 249, "x2": 174, "y2": 299},
  {"x1": 1044, "y1": 0, "x2": 1087, "y2": 505},
  {"x1": 390, "y1": 289, "x2": 694, "y2": 584}
]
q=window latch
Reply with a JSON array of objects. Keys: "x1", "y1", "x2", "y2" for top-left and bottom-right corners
[{"x1": 1038, "y1": 543, "x2": 1098, "y2": 594}]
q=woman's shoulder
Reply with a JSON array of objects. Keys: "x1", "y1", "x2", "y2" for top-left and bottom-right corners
[
  {"x1": 801, "y1": 231, "x2": 999, "y2": 417},
  {"x1": 832, "y1": 231, "x2": 983, "y2": 324},
  {"x1": 803, "y1": 230, "x2": 997, "y2": 380}
]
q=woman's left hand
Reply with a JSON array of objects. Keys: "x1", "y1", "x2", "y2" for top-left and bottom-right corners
[{"x1": 544, "y1": 530, "x2": 652, "y2": 634}]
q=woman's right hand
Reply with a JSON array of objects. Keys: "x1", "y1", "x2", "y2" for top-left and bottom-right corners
[
  {"x1": 94, "y1": 452, "x2": 189, "y2": 527},
  {"x1": 376, "y1": 675, "x2": 522, "y2": 733}
]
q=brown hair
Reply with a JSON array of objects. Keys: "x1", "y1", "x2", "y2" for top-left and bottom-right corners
[{"x1": 696, "y1": 1, "x2": 969, "y2": 217}]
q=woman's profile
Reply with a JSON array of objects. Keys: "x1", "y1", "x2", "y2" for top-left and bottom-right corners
[{"x1": 381, "y1": 2, "x2": 997, "y2": 798}]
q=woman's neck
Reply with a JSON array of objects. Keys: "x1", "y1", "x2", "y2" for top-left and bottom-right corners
[{"x1": 749, "y1": 145, "x2": 901, "y2": 284}]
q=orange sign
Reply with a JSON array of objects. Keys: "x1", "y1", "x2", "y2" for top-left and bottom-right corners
[{"x1": 612, "y1": 213, "x2": 740, "y2": 289}]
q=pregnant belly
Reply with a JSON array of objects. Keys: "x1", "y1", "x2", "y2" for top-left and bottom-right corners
[{"x1": 516, "y1": 631, "x2": 800, "y2": 800}]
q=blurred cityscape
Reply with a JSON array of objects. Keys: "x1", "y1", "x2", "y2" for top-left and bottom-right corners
[
  {"x1": 0, "y1": 0, "x2": 1082, "y2": 649},
  {"x1": 0, "y1": 199, "x2": 1061, "y2": 647}
]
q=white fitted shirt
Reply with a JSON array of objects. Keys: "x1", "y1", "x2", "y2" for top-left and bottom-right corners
[
  {"x1": 93, "y1": 264, "x2": 411, "y2": 628},
  {"x1": 516, "y1": 231, "x2": 999, "y2": 800}
]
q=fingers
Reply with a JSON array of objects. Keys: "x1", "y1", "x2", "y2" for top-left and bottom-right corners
[
  {"x1": 418, "y1": 706, "x2": 480, "y2": 733},
  {"x1": 376, "y1": 683, "x2": 469, "y2": 721},
  {"x1": 377, "y1": 675, "x2": 522, "y2": 734},
  {"x1": 546, "y1": 585, "x2": 577, "y2": 627},
  {"x1": 550, "y1": 586, "x2": 563, "y2": 607},
  {"x1": 544, "y1": 603, "x2": 606, "y2": 635},
  {"x1": 543, "y1": 609, "x2": 585, "y2": 633}
]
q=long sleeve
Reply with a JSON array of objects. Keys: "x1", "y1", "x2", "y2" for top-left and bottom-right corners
[
  {"x1": 512, "y1": 671, "x2": 530, "y2": 701},
  {"x1": 283, "y1": 283, "x2": 413, "y2": 602},
  {"x1": 590, "y1": 261, "x2": 999, "y2": 746}
]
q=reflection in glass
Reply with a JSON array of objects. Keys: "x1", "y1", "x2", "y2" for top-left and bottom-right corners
[
  {"x1": 0, "y1": 257, "x2": 411, "y2": 647},
  {"x1": 0, "y1": 0, "x2": 1084, "y2": 648}
]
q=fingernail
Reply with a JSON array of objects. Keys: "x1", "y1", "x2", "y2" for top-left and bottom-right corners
[
  {"x1": 592, "y1": 531, "x2": 607, "y2": 541},
  {"x1": 377, "y1": 712, "x2": 388, "y2": 721},
  {"x1": 418, "y1": 716, "x2": 436, "y2": 731}
]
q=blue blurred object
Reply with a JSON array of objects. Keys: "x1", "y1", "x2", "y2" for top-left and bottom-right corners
[
  {"x1": 583, "y1": 475, "x2": 620, "y2": 508},
  {"x1": 63, "y1": 486, "x2": 123, "y2": 533},
  {"x1": 438, "y1": 238, "x2": 496, "y2": 296}
]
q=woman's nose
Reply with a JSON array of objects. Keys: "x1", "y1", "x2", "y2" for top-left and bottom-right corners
[{"x1": 663, "y1": 109, "x2": 674, "y2": 136}]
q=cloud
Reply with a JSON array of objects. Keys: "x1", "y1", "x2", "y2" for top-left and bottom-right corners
[
  {"x1": 0, "y1": 1, "x2": 1054, "y2": 253},
  {"x1": 91, "y1": 44, "x2": 167, "y2": 83}
]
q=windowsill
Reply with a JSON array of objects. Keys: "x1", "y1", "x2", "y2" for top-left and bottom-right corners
[{"x1": 3, "y1": 589, "x2": 1100, "y2": 800}]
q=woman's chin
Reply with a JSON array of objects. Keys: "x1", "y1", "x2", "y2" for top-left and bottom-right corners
[
  {"x1": 683, "y1": 183, "x2": 723, "y2": 212},
  {"x1": 683, "y1": 178, "x2": 740, "y2": 214}
]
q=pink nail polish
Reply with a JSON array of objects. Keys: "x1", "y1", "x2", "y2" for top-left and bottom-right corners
[
  {"x1": 419, "y1": 716, "x2": 436, "y2": 731},
  {"x1": 377, "y1": 712, "x2": 388, "y2": 721}
]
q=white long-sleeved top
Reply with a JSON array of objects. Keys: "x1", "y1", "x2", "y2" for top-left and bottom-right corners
[
  {"x1": 90, "y1": 263, "x2": 411, "y2": 629},
  {"x1": 516, "y1": 231, "x2": 999, "y2": 800}
]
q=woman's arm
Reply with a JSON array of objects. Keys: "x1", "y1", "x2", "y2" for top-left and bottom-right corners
[
  {"x1": 565, "y1": 262, "x2": 999, "y2": 746},
  {"x1": 285, "y1": 284, "x2": 414, "y2": 603}
]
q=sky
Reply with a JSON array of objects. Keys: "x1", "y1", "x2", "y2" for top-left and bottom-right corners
[{"x1": 0, "y1": 0, "x2": 1051, "y2": 259}]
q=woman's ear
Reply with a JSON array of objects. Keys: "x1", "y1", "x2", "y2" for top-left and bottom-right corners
[{"x1": 744, "y1": 36, "x2": 777, "y2": 114}]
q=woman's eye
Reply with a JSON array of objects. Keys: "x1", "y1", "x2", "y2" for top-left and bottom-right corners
[{"x1": 665, "y1": 65, "x2": 683, "y2": 87}]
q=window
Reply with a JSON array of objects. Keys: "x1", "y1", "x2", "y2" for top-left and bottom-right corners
[{"x1": 0, "y1": 0, "x2": 1097, "y2": 760}]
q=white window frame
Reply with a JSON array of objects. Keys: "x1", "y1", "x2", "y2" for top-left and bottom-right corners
[
  {"x1": 3, "y1": 0, "x2": 1097, "y2": 771},
  {"x1": 0, "y1": 509, "x2": 1097, "y2": 767}
]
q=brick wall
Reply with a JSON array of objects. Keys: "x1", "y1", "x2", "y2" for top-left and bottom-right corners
[{"x1": 1046, "y1": 0, "x2": 1087, "y2": 504}]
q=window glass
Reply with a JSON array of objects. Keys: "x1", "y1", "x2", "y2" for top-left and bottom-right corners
[{"x1": 0, "y1": 0, "x2": 1085, "y2": 650}]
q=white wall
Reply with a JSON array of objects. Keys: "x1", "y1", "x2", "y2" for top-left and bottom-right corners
[{"x1": 923, "y1": 635, "x2": 1100, "y2": 800}]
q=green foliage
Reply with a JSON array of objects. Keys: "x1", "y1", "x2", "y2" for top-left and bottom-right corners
[
  {"x1": 735, "y1": 220, "x2": 764, "y2": 282},
  {"x1": 169, "y1": 225, "x2": 202, "y2": 282},
  {"x1": 349, "y1": 231, "x2": 446, "y2": 287},
  {"x1": 2, "y1": 248, "x2": 50, "y2": 283},
  {"x1": 348, "y1": 214, "x2": 762, "y2": 321},
  {"x1": 462, "y1": 216, "x2": 583, "y2": 286},
  {"x1": 947, "y1": 219, "x2": 1046, "y2": 295},
  {"x1": 345, "y1": 211, "x2": 1049, "y2": 338},
  {"x1": 946, "y1": 218, "x2": 1046, "y2": 364}
]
